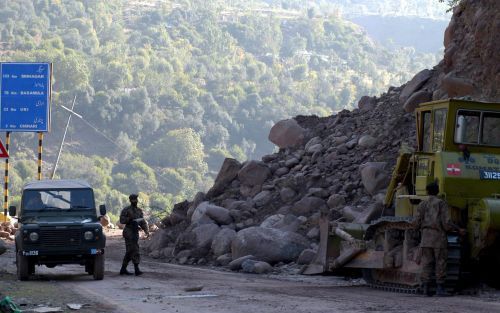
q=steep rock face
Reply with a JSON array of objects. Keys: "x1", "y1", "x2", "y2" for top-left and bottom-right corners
[{"x1": 436, "y1": 0, "x2": 500, "y2": 101}]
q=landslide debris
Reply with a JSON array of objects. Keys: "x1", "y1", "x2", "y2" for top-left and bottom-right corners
[{"x1": 144, "y1": 0, "x2": 500, "y2": 273}]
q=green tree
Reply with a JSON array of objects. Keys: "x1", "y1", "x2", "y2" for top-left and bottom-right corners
[
  {"x1": 112, "y1": 159, "x2": 158, "y2": 194},
  {"x1": 144, "y1": 128, "x2": 207, "y2": 172}
]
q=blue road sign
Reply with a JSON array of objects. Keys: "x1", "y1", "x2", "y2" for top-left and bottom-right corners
[{"x1": 0, "y1": 62, "x2": 51, "y2": 132}]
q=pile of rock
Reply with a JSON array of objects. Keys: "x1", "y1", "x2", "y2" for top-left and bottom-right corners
[
  {"x1": 143, "y1": 85, "x2": 418, "y2": 272},
  {"x1": 143, "y1": 0, "x2": 500, "y2": 273},
  {"x1": 0, "y1": 221, "x2": 17, "y2": 241}
]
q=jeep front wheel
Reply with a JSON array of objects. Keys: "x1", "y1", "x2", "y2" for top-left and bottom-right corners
[
  {"x1": 16, "y1": 252, "x2": 30, "y2": 281},
  {"x1": 93, "y1": 254, "x2": 104, "y2": 280},
  {"x1": 85, "y1": 261, "x2": 94, "y2": 275}
]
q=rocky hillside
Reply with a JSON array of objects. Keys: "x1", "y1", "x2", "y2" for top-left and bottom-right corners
[
  {"x1": 142, "y1": 0, "x2": 500, "y2": 274},
  {"x1": 437, "y1": 0, "x2": 500, "y2": 102}
]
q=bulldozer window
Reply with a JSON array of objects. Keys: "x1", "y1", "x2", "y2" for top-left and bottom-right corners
[
  {"x1": 433, "y1": 109, "x2": 447, "y2": 152},
  {"x1": 455, "y1": 110, "x2": 480, "y2": 144},
  {"x1": 482, "y1": 112, "x2": 500, "y2": 146},
  {"x1": 456, "y1": 110, "x2": 500, "y2": 147}
]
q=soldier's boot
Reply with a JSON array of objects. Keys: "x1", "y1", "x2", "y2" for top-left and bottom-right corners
[
  {"x1": 120, "y1": 262, "x2": 132, "y2": 275},
  {"x1": 134, "y1": 263, "x2": 143, "y2": 276},
  {"x1": 435, "y1": 284, "x2": 452, "y2": 297},
  {"x1": 422, "y1": 283, "x2": 432, "y2": 297}
]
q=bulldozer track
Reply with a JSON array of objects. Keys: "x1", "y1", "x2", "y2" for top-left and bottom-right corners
[{"x1": 363, "y1": 217, "x2": 463, "y2": 294}]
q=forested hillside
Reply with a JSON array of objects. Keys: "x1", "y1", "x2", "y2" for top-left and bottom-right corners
[
  {"x1": 237, "y1": 0, "x2": 450, "y2": 19},
  {"x1": 0, "y1": 0, "x2": 443, "y2": 221}
]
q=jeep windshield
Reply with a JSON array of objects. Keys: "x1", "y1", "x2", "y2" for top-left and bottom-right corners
[{"x1": 21, "y1": 189, "x2": 95, "y2": 212}]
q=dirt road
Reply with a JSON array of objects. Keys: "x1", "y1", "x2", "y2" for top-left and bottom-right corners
[{"x1": 2, "y1": 233, "x2": 500, "y2": 313}]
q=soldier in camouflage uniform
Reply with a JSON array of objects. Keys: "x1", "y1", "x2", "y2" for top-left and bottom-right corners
[
  {"x1": 119, "y1": 194, "x2": 149, "y2": 276},
  {"x1": 412, "y1": 182, "x2": 462, "y2": 296}
]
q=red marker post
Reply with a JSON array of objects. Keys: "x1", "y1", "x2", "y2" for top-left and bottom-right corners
[{"x1": 1, "y1": 134, "x2": 9, "y2": 222}]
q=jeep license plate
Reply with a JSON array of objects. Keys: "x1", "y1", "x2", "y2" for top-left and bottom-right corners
[
  {"x1": 90, "y1": 249, "x2": 97, "y2": 255},
  {"x1": 23, "y1": 251, "x2": 38, "y2": 256}
]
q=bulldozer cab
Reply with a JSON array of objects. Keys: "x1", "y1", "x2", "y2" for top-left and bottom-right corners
[
  {"x1": 388, "y1": 99, "x2": 500, "y2": 215},
  {"x1": 413, "y1": 100, "x2": 500, "y2": 199},
  {"x1": 416, "y1": 99, "x2": 500, "y2": 154}
]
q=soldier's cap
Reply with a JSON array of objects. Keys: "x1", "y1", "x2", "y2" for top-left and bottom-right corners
[{"x1": 129, "y1": 194, "x2": 139, "y2": 200}]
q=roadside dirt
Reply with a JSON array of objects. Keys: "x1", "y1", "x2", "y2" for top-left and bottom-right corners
[{"x1": 1, "y1": 232, "x2": 500, "y2": 313}]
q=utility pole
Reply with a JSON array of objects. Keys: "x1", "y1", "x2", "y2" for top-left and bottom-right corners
[{"x1": 51, "y1": 95, "x2": 77, "y2": 179}]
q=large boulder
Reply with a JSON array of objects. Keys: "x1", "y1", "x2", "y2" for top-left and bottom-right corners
[
  {"x1": 260, "y1": 214, "x2": 301, "y2": 233},
  {"x1": 290, "y1": 196, "x2": 326, "y2": 216},
  {"x1": 144, "y1": 228, "x2": 170, "y2": 252},
  {"x1": 441, "y1": 73, "x2": 475, "y2": 98},
  {"x1": 186, "y1": 195, "x2": 204, "y2": 220},
  {"x1": 357, "y1": 135, "x2": 377, "y2": 148},
  {"x1": 306, "y1": 143, "x2": 323, "y2": 155},
  {"x1": 241, "y1": 259, "x2": 273, "y2": 274},
  {"x1": 253, "y1": 190, "x2": 273, "y2": 207},
  {"x1": 191, "y1": 202, "x2": 232, "y2": 225},
  {"x1": 354, "y1": 202, "x2": 384, "y2": 224},
  {"x1": 260, "y1": 214, "x2": 284, "y2": 229},
  {"x1": 238, "y1": 161, "x2": 271, "y2": 187},
  {"x1": 163, "y1": 199, "x2": 190, "y2": 226},
  {"x1": 327, "y1": 194, "x2": 346, "y2": 209},
  {"x1": 187, "y1": 223, "x2": 221, "y2": 257},
  {"x1": 403, "y1": 90, "x2": 433, "y2": 113},
  {"x1": 399, "y1": 69, "x2": 432, "y2": 105},
  {"x1": 360, "y1": 162, "x2": 391, "y2": 195},
  {"x1": 206, "y1": 158, "x2": 241, "y2": 198},
  {"x1": 216, "y1": 254, "x2": 233, "y2": 266},
  {"x1": 297, "y1": 249, "x2": 316, "y2": 265},
  {"x1": 231, "y1": 227, "x2": 309, "y2": 264},
  {"x1": 305, "y1": 137, "x2": 322, "y2": 151},
  {"x1": 268, "y1": 119, "x2": 306, "y2": 149},
  {"x1": 357, "y1": 96, "x2": 377, "y2": 111},
  {"x1": 211, "y1": 228, "x2": 237, "y2": 257},
  {"x1": 229, "y1": 255, "x2": 255, "y2": 271},
  {"x1": 162, "y1": 210, "x2": 187, "y2": 227},
  {"x1": 280, "y1": 187, "x2": 296, "y2": 203}
]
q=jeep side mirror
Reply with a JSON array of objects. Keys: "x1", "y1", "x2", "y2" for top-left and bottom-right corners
[
  {"x1": 99, "y1": 204, "x2": 107, "y2": 216},
  {"x1": 9, "y1": 205, "x2": 16, "y2": 217}
]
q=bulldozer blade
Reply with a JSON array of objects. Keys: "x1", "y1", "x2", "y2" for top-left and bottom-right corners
[{"x1": 301, "y1": 215, "x2": 330, "y2": 275}]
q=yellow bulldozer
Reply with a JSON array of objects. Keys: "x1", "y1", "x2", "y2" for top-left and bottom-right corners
[{"x1": 303, "y1": 99, "x2": 500, "y2": 293}]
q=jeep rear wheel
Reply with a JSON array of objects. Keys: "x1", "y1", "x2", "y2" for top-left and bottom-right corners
[
  {"x1": 16, "y1": 252, "x2": 30, "y2": 281},
  {"x1": 93, "y1": 254, "x2": 104, "y2": 280}
]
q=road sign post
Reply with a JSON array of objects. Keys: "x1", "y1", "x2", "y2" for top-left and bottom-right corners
[
  {"x1": 0, "y1": 62, "x2": 52, "y2": 217},
  {"x1": 0, "y1": 62, "x2": 51, "y2": 132}
]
